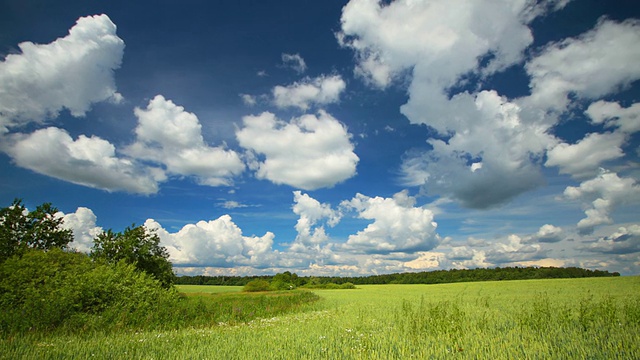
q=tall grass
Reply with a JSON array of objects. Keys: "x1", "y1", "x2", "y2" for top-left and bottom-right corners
[{"x1": 1, "y1": 277, "x2": 638, "y2": 359}]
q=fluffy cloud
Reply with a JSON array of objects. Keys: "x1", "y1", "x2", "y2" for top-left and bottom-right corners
[
  {"x1": 3, "y1": 127, "x2": 164, "y2": 194},
  {"x1": 57, "y1": 207, "x2": 103, "y2": 253},
  {"x1": 564, "y1": 170, "x2": 640, "y2": 234},
  {"x1": 281, "y1": 53, "x2": 307, "y2": 74},
  {"x1": 586, "y1": 101, "x2": 640, "y2": 134},
  {"x1": 0, "y1": 14, "x2": 124, "y2": 133},
  {"x1": 581, "y1": 225, "x2": 640, "y2": 255},
  {"x1": 339, "y1": 0, "x2": 538, "y2": 90},
  {"x1": 341, "y1": 190, "x2": 439, "y2": 254},
  {"x1": 532, "y1": 224, "x2": 564, "y2": 243},
  {"x1": 236, "y1": 111, "x2": 358, "y2": 190},
  {"x1": 525, "y1": 18, "x2": 640, "y2": 112},
  {"x1": 401, "y1": 90, "x2": 554, "y2": 208},
  {"x1": 272, "y1": 75, "x2": 346, "y2": 110},
  {"x1": 545, "y1": 132, "x2": 626, "y2": 179},
  {"x1": 292, "y1": 191, "x2": 341, "y2": 246},
  {"x1": 145, "y1": 215, "x2": 275, "y2": 268},
  {"x1": 340, "y1": 1, "x2": 565, "y2": 208},
  {"x1": 125, "y1": 95, "x2": 245, "y2": 186}
]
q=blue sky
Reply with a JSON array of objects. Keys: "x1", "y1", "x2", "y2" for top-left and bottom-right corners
[{"x1": 1, "y1": 0, "x2": 639, "y2": 276}]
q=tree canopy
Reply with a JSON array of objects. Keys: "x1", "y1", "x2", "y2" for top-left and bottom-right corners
[
  {"x1": 0, "y1": 199, "x2": 73, "y2": 262},
  {"x1": 91, "y1": 224, "x2": 176, "y2": 288}
]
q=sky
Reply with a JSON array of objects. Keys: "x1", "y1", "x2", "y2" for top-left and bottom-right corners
[{"x1": 1, "y1": 0, "x2": 639, "y2": 276}]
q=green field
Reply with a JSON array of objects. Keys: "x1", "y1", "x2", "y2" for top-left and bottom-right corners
[{"x1": 2, "y1": 277, "x2": 639, "y2": 359}]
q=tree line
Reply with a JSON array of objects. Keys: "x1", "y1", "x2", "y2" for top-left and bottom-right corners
[{"x1": 177, "y1": 266, "x2": 619, "y2": 286}]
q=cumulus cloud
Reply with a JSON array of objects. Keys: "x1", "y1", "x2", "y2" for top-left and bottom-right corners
[
  {"x1": 292, "y1": 191, "x2": 341, "y2": 246},
  {"x1": 236, "y1": 111, "x2": 359, "y2": 190},
  {"x1": 0, "y1": 14, "x2": 124, "y2": 133},
  {"x1": 586, "y1": 101, "x2": 640, "y2": 134},
  {"x1": 272, "y1": 75, "x2": 346, "y2": 110},
  {"x1": 125, "y1": 95, "x2": 245, "y2": 186},
  {"x1": 525, "y1": 18, "x2": 640, "y2": 112},
  {"x1": 564, "y1": 169, "x2": 640, "y2": 234},
  {"x1": 3, "y1": 127, "x2": 164, "y2": 194},
  {"x1": 281, "y1": 53, "x2": 307, "y2": 74},
  {"x1": 338, "y1": 0, "x2": 538, "y2": 90},
  {"x1": 339, "y1": 1, "x2": 566, "y2": 208},
  {"x1": 145, "y1": 215, "x2": 275, "y2": 268},
  {"x1": 57, "y1": 207, "x2": 103, "y2": 253},
  {"x1": 401, "y1": 91, "x2": 554, "y2": 208},
  {"x1": 545, "y1": 132, "x2": 626, "y2": 179},
  {"x1": 340, "y1": 190, "x2": 439, "y2": 254},
  {"x1": 532, "y1": 224, "x2": 564, "y2": 243},
  {"x1": 581, "y1": 225, "x2": 640, "y2": 255}
]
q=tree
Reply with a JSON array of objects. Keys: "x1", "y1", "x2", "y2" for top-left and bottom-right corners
[
  {"x1": 0, "y1": 199, "x2": 73, "y2": 263},
  {"x1": 90, "y1": 224, "x2": 176, "y2": 288}
]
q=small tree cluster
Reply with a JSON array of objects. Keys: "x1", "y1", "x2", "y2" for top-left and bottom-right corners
[
  {"x1": 91, "y1": 225, "x2": 176, "y2": 288},
  {"x1": 0, "y1": 199, "x2": 179, "y2": 333}
]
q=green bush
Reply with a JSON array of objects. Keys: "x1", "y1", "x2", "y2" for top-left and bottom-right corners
[
  {"x1": 243, "y1": 279, "x2": 270, "y2": 292},
  {"x1": 269, "y1": 279, "x2": 295, "y2": 291},
  {"x1": 0, "y1": 248, "x2": 179, "y2": 334}
]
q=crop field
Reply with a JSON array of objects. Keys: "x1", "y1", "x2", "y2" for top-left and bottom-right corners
[{"x1": 1, "y1": 276, "x2": 638, "y2": 359}]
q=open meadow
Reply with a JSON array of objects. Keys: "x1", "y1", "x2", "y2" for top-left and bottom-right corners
[{"x1": 1, "y1": 276, "x2": 638, "y2": 359}]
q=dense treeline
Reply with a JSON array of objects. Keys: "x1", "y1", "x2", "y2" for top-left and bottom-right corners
[{"x1": 176, "y1": 266, "x2": 619, "y2": 286}]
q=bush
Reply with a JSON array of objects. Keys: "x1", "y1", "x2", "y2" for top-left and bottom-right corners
[
  {"x1": 243, "y1": 279, "x2": 270, "y2": 292},
  {"x1": 0, "y1": 248, "x2": 179, "y2": 334},
  {"x1": 269, "y1": 279, "x2": 295, "y2": 291},
  {"x1": 340, "y1": 282, "x2": 356, "y2": 289}
]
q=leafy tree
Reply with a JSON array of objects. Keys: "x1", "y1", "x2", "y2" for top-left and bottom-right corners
[
  {"x1": 91, "y1": 224, "x2": 176, "y2": 288},
  {"x1": 0, "y1": 199, "x2": 73, "y2": 262}
]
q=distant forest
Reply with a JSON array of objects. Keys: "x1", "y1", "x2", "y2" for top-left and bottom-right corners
[{"x1": 176, "y1": 266, "x2": 620, "y2": 286}]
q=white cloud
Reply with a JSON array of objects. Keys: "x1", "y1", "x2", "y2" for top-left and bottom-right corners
[
  {"x1": 525, "y1": 18, "x2": 640, "y2": 112},
  {"x1": 545, "y1": 132, "x2": 626, "y2": 179},
  {"x1": 145, "y1": 215, "x2": 275, "y2": 267},
  {"x1": 220, "y1": 201, "x2": 249, "y2": 209},
  {"x1": 125, "y1": 95, "x2": 245, "y2": 186},
  {"x1": 532, "y1": 224, "x2": 564, "y2": 243},
  {"x1": 339, "y1": 0, "x2": 538, "y2": 90},
  {"x1": 272, "y1": 75, "x2": 346, "y2": 110},
  {"x1": 581, "y1": 225, "x2": 640, "y2": 255},
  {"x1": 401, "y1": 90, "x2": 554, "y2": 208},
  {"x1": 586, "y1": 101, "x2": 640, "y2": 134},
  {"x1": 292, "y1": 191, "x2": 341, "y2": 246},
  {"x1": 281, "y1": 53, "x2": 307, "y2": 74},
  {"x1": 341, "y1": 190, "x2": 439, "y2": 254},
  {"x1": 240, "y1": 94, "x2": 257, "y2": 106},
  {"x1": 564, "y1": 169, "x2": 640, "y2": 234},
  {"x1": 57, "y1": 207, "x2": 103, "y2": 253},
  {"x1": 3, "y1": 127, "x2": 164, "y2": 194},
  {"x1": 403, "y1": 251, "x2": 446, "y2": 270},
  {"x1": 340, "y1": 1, "x2": 565, "y2": 209},
  {"x1": 236, "y1": 111, "x2": 359, "y2": 190},
  {"x1": 0, "y1": 14, "x2": 124, "y2": 133}
]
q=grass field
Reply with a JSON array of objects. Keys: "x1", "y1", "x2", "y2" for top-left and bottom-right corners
[{"x1": 1, "y1": 277, "x2": 638, "y2": 359}]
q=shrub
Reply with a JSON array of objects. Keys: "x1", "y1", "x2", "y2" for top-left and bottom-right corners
[
  {"x1": 0, "y1": 248, "x2": 179, "y2": 334},
  {"x1": 243, "y1": 279, "x2": 270, "y2": 292}
]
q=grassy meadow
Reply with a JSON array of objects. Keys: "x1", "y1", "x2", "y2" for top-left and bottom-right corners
[{"x1": 1, "y1": 276, "x2": 639, "y2": 359}]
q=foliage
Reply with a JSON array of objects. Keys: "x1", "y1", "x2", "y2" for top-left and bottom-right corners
[
  {"x1": 243, "y1": 279, "x2": 270, "y2": 292},
  {"x1": 0, "y1": 248, "x2": 180, "y2": 334},
  {"x1": 177, "y1": 266, "x2": 619, "y2": 286},
  {"x1": 302, "y1": 282, "x2": 356, "y2": 289},
  {"x1": 3, "y1": 278, "x2": 638, "y2": 359},
  {"x1": 0, "y1": 199, "x2": 73, "y2": 263},
  {"x1": 91, "y1": 225, "x2": 175, "y2": 288}
]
